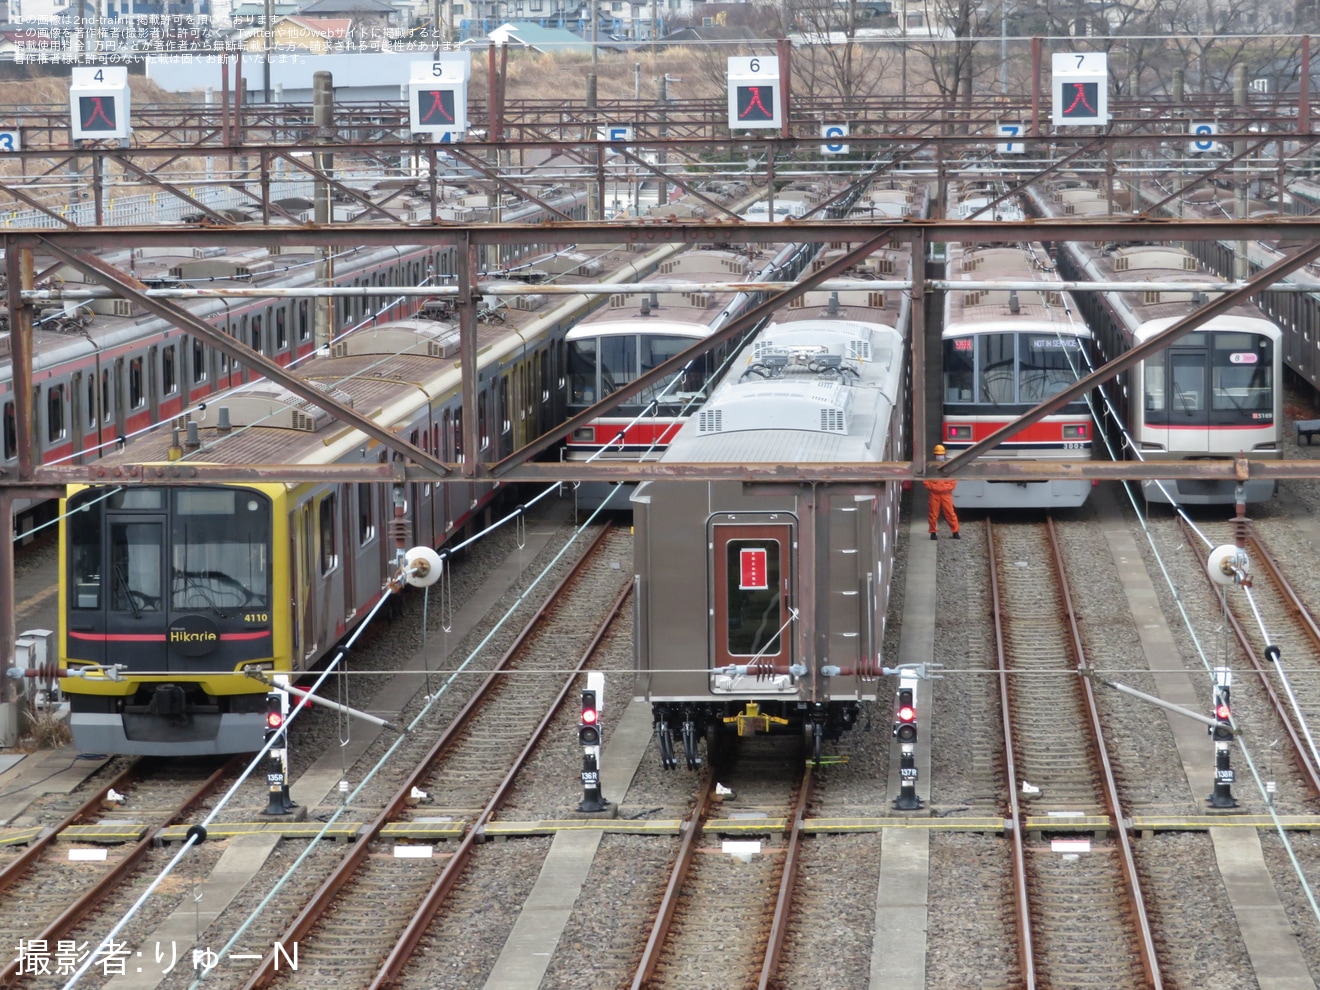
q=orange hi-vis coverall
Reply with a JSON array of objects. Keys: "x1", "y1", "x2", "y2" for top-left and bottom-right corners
[{"x1": 924, "y1": 478, "x2": 960, "y2": 535}]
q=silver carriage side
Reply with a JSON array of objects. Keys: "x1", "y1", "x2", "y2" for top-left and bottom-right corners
[{"x1": 632, "y1": 286, "x2": 909, "y2": 769}]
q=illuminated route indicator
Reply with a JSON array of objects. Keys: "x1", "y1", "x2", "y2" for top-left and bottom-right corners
[
  {"x1": 1051, "y1": 52, "x2": 1108, "y2": 127},
  {"x1": 69, "y1": 65, "x2": 131, "y2": 140},
  {"x1": 727, "y1": 55, "x2": 782, "y2": 130},
  {"x1": 409, "y1": 55, "x2": 471, "y2": 138},
  {"x1": 416, "y1": 88, "x2": 456, "y2": 127}
]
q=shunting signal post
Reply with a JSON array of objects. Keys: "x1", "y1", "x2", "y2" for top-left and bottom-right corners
[
  {"x1": 263, "y1": 675, "x2": 297, "y2": 816},
  {"x1": 577, "y1": 671, "x2": 612, "y2": 815},
  {"x1": 893, "y1": 672, "x2": 922, "y2": 811},
  {"x1": 1209, "y1": 667, "x2": 1238, "y2": 809}
]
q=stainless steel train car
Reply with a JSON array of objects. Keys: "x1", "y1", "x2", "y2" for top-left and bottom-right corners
[
  {"x1": 1026, "y1": 178, "x2": 1282, "y2": 504},
  {"x1": 2, "y1": 186, "x2": 589, "y2": 541},
  {"x1": 56, "y1": 237, "x2": 682, "y2": 757},
  {"x1": 941, "y1": 186, "x2": 1096, "y2": 508},
  {"x1": 632, "y1": 260, "x2": 911, "y2": 769}
]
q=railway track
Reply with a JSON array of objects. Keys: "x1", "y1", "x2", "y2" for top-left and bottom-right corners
[
  {"x1": 630, "y1": 745, "x2": 811, "y2": 990},
  {"x1": 0, "y1": 758, "x2": 236, "y2": 988},
  {"x1": 238, "y1": 523, "x2": 632, "y2": 989},
  {"x1": 1179, "y1": 517, "x2": 1320, "y2": 798},
  {"x1": 986, "y1": 517, "x2": 1159, "y2": 990}
]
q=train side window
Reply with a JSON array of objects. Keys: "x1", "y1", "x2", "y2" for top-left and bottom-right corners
[
  {"x1": 2, "y1": 401, "x2": 15, "y2": 460},
  {"x1": 275, "y1": 308, "x2": 288, "y2": 351},
  {"x1": 499, "y1": 376, "x2": 510, "y2": 433},
  {"x1": 319, "y1": 494, "x2": 338, "y2": 574},
  {"x1": 357, "y1": 484, "x2": 375, "y2": 545},
  {"x1": 161, "y1": 345, "x2": 177, "y2": 397},
  {"x1": 298, "y1": 301, "x2": 311, "y2": 343},
  {"x1": 478, "y1": 393, "x2": 489, "y2": 450},
  {"x1": 453, "y1": 407, "x2": 464, "y2": 462},
  {"x1": 129, "y1": 358, "x2": 145, "y2": 410},
  {"x1": 251, "y1": 314, "x2": 263, "y2": 354},
  {"x1": 101, "y1": 370, "x2": 111, "y2": 422},
  {"x1": 47, "y1": 384, "x2": 66, "y2": 443},
  {"x1": 69, "y1": 496, "x2": 101, "y2": 609},
  {"x1": 86, "y1": 377, "x2": 97, "y2": 428},
  {"x1": 192, "y1": 338, "x2": 208, "y2": 384}
]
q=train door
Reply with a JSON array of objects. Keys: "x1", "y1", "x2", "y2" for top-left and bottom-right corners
[
  {"x1": 709, "y1": 522, "x2": 794, "y2": 683},
  {"x1": 341, "y1": 486, "x2": 356, "y2": 623},
  {"x1": 105, "y1": 509, "x2": 168, "y2": 670},
  {"x1": 292, "y1": 500, "x2": 316, "y2": 665},
  {"x1": 1168, "y1": 346, "x2": 1210, "y2": 453},
  {"x1": 70, "y1": 372, "x2": 86, "y2": 463}
]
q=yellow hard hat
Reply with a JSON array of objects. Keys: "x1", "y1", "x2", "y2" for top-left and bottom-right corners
[{"x1": 933, "y1": 444, "x2": 946, "y2": 455}]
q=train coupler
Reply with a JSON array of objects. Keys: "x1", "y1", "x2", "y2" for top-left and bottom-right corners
[{"x1": 723, "y1": 702, "x2": 789, "y2": 738}]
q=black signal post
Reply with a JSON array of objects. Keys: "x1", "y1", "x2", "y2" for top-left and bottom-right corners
[
  {"x1": 893, "y1": 677, "x2": 922, "y2": 810},
  {"x1": 1208, "y1": 675, "x2": 1238, "y2": 809},
  {"x1": 578, "y1": 687, "x2": 609, "y2": 813},
  {"x1": 262, "y1": 688, "x2": 297, "y2": 816}
]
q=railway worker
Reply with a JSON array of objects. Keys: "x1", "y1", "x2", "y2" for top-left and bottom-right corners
[{"x1": 924, "y1": 445, "x2": 961, "y2": 540}]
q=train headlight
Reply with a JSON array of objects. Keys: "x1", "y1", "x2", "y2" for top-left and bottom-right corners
[
  {"x1": 1062, "y1": 424, "x2": 1088, "y2": 439},
  {"x1": 946, "y1": 425, "x2": 972, "y2": 440}
]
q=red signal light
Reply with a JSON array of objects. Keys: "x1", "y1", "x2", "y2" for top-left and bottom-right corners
[
  {"x1": 582, "y1": 708, "x2": 598, "y2": 725},
  {"x1": 898, "y1": 705, "x2": 915, "y2": 722},
  {"x1": 1215, "y1": 703, "x2": 1231, "y2": 721},
  {"x1": 266, "y1": 711, "x2": 284, "y2": 730}
]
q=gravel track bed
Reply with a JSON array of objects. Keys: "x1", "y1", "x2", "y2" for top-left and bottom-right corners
[
  {"x1": 1133, "y1": 832, "x2": 1258, "y2": 989},
  {"x1": 926, "y1": 832, "x2": 1018, "y2": 988},
  {"x1": 333, "y1": 516, "x2": 601, "y2": 815},
  {"x1": 254, "y1": 526, "x2": 631, "y2": 986},
  {"x1": 146, "y1": 840, "x2": 347, "y2": 990},
  {"x1": 396, "y1": 837, "x2": 552, "y2": 990},
  {"x1": 930, "y1": 513, "x2": 1003, "y2": 816},
  {"x1": 1052, "y1": 495, "x2": 1197, "y2": 814},
  {"x1": 540, "y1": 833, "x2": 673, "y2": 989},
  {"x1": 1259, "y1": 831, "x2": 1320, "y2": 984},
  {"x1": 2, "y1": 756, "x2": 137, "y2": 830},
  {"x1": 991, "y1": 519, "x2": 1105, "y2": 810},
  {"x1": 775, "y1": 832, "x2": 883, "y2": 990},
  {"x1": 500, "y1": 605, "x2": 640, "y2": 820},
  {"x1": 1137, "y1": 511, "x2": 1319, "y2": 817},
  {"x1": 59, "y1": 843, "x2": 227, "y2": 988}
]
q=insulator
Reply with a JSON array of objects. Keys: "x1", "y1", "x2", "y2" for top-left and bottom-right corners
[{"x1": 387, "y1": 516, "x2": 412, "y2": 549}]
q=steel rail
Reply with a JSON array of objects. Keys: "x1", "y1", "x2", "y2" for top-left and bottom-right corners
[
  {"x1": 985, "y1": 519, "x2": 1037, "y2": 989},
  {"x1": 756, "y1": 764, "x2": 815, "y2": 990},
  {"x1": 0, "y1": 758, "x2": 237, "y2": 989},
  {"x1": 1044, "y1": 516, "x2": 1162, "y2": 990},
  {"x1": 0, "y1": 763, "x2": 140, "y2": 898},
  {"x1": 367, "y1": 577, "x2": 634, "y2": 989},
  {"x1": 237, "y1": 522, "x2": 617, "y2": 989},
  {"x1": 629, "y1": 773, "x2": 715, "y2": 990},
  {"x1": 1178, "y1": 518, "x2": 1320, "y2": 797}
]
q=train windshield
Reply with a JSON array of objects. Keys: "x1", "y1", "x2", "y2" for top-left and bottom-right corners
[
  {"x1": 171, "y1": 489, "x2": 271, "y2": 610},
  {"x1": 943, "y1": 333, "x2": 1088, "y2": 408},
  {"x1": 567, "y1": 333, "x2": 710, "y2": 415},
  {"x1": 1143, "y1": 331, "x2": 1273, "y2": 426}
]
